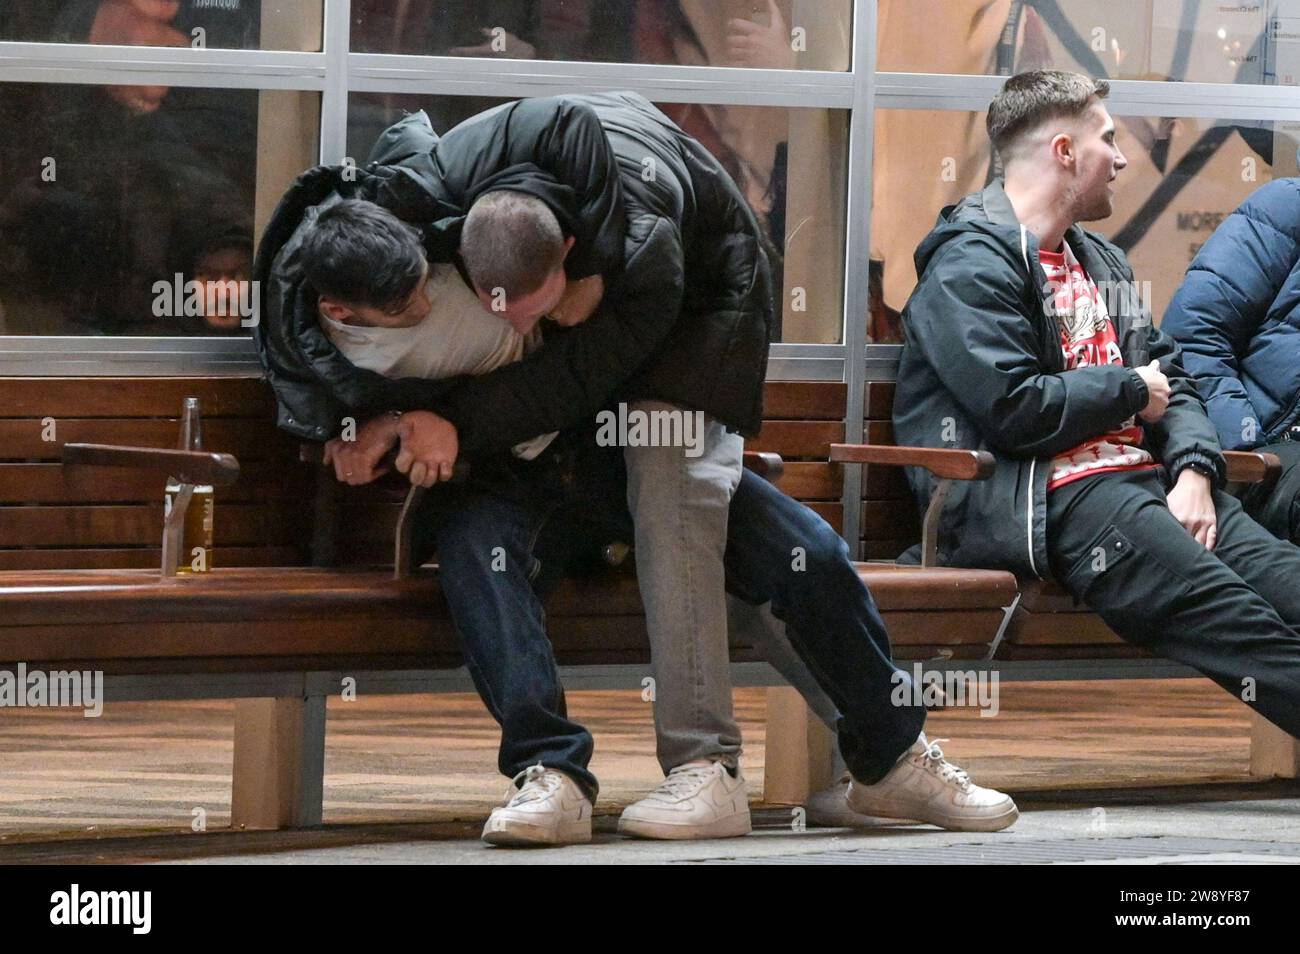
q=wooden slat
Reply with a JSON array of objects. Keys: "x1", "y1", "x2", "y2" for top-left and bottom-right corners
[
  {"x1": 761, "y1": 381, "x2": 846, "y2": 419},
  {"x1": 0, "y1": 377, "x2": 277, "y2": 418},
  {"x1": 773, "y1": 462, "x2": 841, "y2": 500},
  {"x1": 748, "y1": 420, "x2": 844, "y2": 459},
  {"x1": 0, "y1": 419, "x2": 296, "y2": 461},
  {"x1": 0, "y1": 461, "x2": 308, "y2": 504},
  {"x1": 0, "y1": 547, "x2": 302, "y2": 571},
  {"x1": 864, "y1": 381, "x2": 897, "y2": 420},
  {"x1": 863, "y1": 464, "x2": 912, "y2": 499},
  {"x1": 862, "y1": 501, "x2": 921, "y2": 541},
  {"x1": 0, "y1": 503, "x2": 302, "y2": 547}
]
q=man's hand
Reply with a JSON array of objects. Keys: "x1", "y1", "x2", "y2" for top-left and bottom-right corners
[
  {"x1": 726, "y1": 0, "x2": 796, "y2": 69},
  {"x1": 549, "y1": 274, "x2": 604, "y2": 327},
  {"x1": 1136, "y1": 359, "x2": 1171, "y2": 423},
  {"x1": 395, "y1": 411, "x2": 459, "y2": 488},
  {"x1": 1166, "y1": 468, "x2": 1217, "y2": 549},
  {"x1": 323, "y1": 414, "x2": 399, "y2": 486}
]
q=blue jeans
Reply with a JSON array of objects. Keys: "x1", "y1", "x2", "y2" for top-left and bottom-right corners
[
  {"x1": 724, "y1": 469, "x2": 926, "y2": 784},
  {"x1": 415, "y1": 471, "x2": 601, "y2": 801}
]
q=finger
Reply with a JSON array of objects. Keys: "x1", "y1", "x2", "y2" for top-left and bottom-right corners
[
  {"x1": 409, "y1": 461, "x2": 427, "y2": 487},
  {"x1": 438, "y1": 460, "x2": 454, "y2": 484},
  {"x1": 1206, "y1": 522, "x2": 1218, "y2": 551},
  {"x1": 322, "y1": 442, "x2": 335, "y2": 466},
  {"x1": 395, "y1": 448, "x2": 414, "y2": 474},
  {"x1": 1147, "y1": 359, "x2": 1161, "y2": 370}
]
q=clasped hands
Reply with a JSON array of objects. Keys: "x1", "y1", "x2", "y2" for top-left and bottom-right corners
[{"x1": 323, "y1": 410, "x2": 459, "y2": 489}]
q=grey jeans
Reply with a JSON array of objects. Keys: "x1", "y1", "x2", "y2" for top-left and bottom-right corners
[{"x1": 625, "y1": 399, "x2": 841, "y2": 774}]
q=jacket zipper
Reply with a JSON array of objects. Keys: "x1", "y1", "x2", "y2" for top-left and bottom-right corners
[{"x1": 1020, "y1": 224, "x2": 1043, "y2": 579}]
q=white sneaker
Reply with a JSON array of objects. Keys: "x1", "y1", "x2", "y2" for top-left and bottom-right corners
[
  {"x1": 481, "y1": 764, "x2": 593, "y2": 847},
  {"x1": 806, "y1": 774, "x2": 921, "y2": 828},
  {"x1": 846, "y1": 737, "x2": 1018, "y2": 832},
  {"x1": 618, "y1": 759, "x2": 752, "y2": 840}
]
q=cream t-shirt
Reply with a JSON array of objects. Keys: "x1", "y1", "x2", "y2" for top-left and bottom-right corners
[{"x1": 322, "y1": 262, "x2": 557, "y2": 460}]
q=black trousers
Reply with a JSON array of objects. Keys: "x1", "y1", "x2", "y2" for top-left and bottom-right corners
[
  {"x1": 1048, "y1": 469, "x2": 1300, "y2": 738},
  {"x1": 1238, "y1": 440, "x2": 1300, "y2": 545}
]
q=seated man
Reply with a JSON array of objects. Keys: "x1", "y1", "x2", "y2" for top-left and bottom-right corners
[
  {"x1": 1163, "y1": 173, "x2": 1300, "y2": 544},
  {"x1": 894, "y1": 70, "x2": 1300, "y2": 739},
  {"x1": 257, "y1": 95, "x2": 1017, "y2": 846}
]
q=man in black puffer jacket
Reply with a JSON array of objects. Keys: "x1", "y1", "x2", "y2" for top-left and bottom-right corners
[{"x1": 256, "y1": 93, "x2": 1016, "y2": 846}]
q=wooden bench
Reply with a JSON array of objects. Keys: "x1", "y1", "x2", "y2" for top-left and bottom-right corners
[
  {"x1": 810, "y1": 378, "x2": 1300, "y2": 784},
  {"x1": 2, "y1": 376, "x2": 1008, "y2": 828}
]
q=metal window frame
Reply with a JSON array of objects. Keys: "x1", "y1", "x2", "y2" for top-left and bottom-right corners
[{"x1": 4, "y1": 0, "x2": 1300, "y2": 547}]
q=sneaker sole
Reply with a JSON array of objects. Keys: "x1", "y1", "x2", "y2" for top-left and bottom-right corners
[
  {"x1": 617, "y1": 810, "x2": 752, "y2": 841},
  {"x1": 481, "y1": 817, "x2": 592, "y2": 847},
  {"x1": 846, "y1": 797, "x2": 1019, "y2": 833}
]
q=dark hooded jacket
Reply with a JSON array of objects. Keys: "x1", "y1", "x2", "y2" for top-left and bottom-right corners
[
  {"x1": 253, "y1": 91, "x2": 773, "y2": 453},
  {"x1": 893, "y1": 181, "x2": 1225, "y2": 580}
]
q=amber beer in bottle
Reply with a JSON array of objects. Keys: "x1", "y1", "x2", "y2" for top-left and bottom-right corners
[{"x1": 164, "y1": 397, "x2": 214, "y2": 573}]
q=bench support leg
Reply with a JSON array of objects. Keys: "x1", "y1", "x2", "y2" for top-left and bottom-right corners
[
  {"x1": 231, "y1": 696, "x2": 326, "y2": 829},
  {"x1": 762, "y1": 686, "x2": 835, "y2": 805},
  {"x1": 1249, "y1": 710, "x2": 1300, "y2": 779}
]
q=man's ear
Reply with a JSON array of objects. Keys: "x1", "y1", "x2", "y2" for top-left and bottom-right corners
[
  {"x1": 318, "y1": 297, "x2": 352, "y2": 324},
  {"x1": 1050, "y1": 132, "x2": 1075, "y2": 169},
  {"x1": 562, "y1": 234, "x2": 577, "y2": 257}
]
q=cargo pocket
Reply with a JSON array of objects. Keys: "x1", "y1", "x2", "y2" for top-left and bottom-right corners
[{"x1": 1063, "y1": 524, "x2": 1137, "y2": 602}]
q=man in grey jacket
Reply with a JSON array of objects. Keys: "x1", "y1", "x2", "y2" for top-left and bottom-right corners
[{"x1": 895, "y1": 70, "x2": 1300, "y2": 737}]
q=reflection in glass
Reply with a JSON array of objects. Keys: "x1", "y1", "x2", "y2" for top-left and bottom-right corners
[
  {"x1": 350, "y1": 0, "x2": 851, "y2": 71},
  {"x1": 879, "y1": 0, "x2": 1300, "y2": 87},
  {"x1": 0, "y1": 0, "x2": 322, "y2": 52},
  {"x1": 0, "y1": 83, "x2": 319, "y2": 335},
  {"x1": 871, "y1": 108, "x2": 1300, "y2": 341},
  {"x1": 348, "y1": 94, "x2": 848, "y2": 344}
]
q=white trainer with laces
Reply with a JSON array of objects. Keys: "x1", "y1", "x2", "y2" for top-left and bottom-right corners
[
  {"x1": 806, "y1": 773, "x2": 920, "y2": 828},
  {"x1": 618, "y1": 759, "x2": 752, "y2": 840},
  {"x1": 846, "y1": 736, "x2": 1018, "y2": 832},
  {"x1": 481, "y1": 764, "x2": 593, "y2": 847}
]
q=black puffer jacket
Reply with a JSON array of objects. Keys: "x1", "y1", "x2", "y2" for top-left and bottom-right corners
[
  {"x1": 893, "y1": 181, "x2": 1225, "y2": 580},
  {"x1": 253, "y1": 91, "x2": 773, "y2": 452}
]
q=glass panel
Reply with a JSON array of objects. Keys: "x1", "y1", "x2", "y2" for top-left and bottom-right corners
[
  {"x1": 348, "y1": 93, "x2": 849, "y2": 343},
  {"x1": 0, "y1": 83, "x2": 321, "y2": 335},
  {"x1": 870, "y1": 107, "x2": 1300, "y2": 342},
  {"x1": 0, "y1": 1, "x2": 323, "y2": 52},
  {"x1": 350, "y1": 0, "x2": 852, "y2": 70},
  {"x1": 879, "y1": 0, "x2": 1300, "y2": 87}
]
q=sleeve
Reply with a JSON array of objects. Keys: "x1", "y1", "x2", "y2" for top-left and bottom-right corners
[
  {"x1": 1142, "y1": 314, "x2": 1228, "y2": 486},
  {"x1": 1162, "y1": 201, "x2": 1295, "y2": 451},
  {"x1": 904, "y1": 234, "x2": 1149, "y2": 459},
  {"x1": 404, "y1": 215, "x2": 685, "y2": 455},
  {"x1": 444, "y1": 96, "x2": 626, "y2": 281}
]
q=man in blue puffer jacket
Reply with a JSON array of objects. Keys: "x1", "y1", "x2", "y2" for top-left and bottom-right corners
[{"x1": 1164, "y1": 174, "x2": 1300, "y2": 543}]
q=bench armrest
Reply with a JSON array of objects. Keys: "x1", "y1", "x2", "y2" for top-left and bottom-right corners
[
  {"x1": 62, "y1": 443, "x2": 240, "y2": 487},
  {"x1": 1223, "y1": 450, "x2": 1282, "y2": 487},
  {"x1": 830, "y1": 443, "x2": 994, "y2": 481},
  {"x1": 831, "y1": 443, "x2": 994, "y2": 568},
  {"x1": 742, "y1": 450, "x2": 784, "y2": 483}
]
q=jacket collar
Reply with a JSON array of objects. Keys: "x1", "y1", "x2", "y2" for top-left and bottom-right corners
[{"x1": 977, "y1": 178, "x2": 1116, "y2": 284}]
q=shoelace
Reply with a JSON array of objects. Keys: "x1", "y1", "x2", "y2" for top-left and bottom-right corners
[
  {"x1": 918, "y1": 739, "x2": 972, "y2": 790},
  {"x1": 501, "y1": 763, "x2": 562, "y2": 807},
  {"x1": 653, "y1": 762, "x2": 720, "y2": 799}
]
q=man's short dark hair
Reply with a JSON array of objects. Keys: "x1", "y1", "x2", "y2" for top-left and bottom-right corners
[
  {"x1": 299, "y1": 199, "x2": 426, "y2": 310},
  {"x1": 986, "y1": 70, "x2": 1111, "y2": 161},
  {"x1": 460, "y1": 191, "x2": 567, "y2": 299}
]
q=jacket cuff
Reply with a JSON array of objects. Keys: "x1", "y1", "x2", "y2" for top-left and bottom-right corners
[
  {"x1": 1124, "y1": 367, "x2": 1149, "y2": 416},
  {"x1": 1168, "y1": 450, "x2": 1225, "y2": 489}
]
